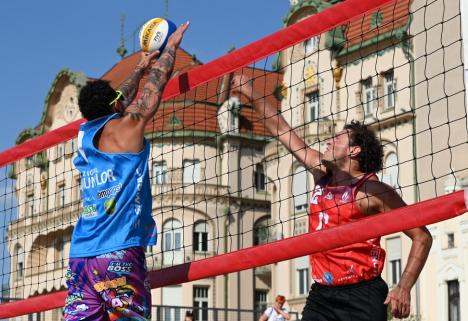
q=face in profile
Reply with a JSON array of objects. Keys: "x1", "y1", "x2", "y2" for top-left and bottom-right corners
[{"x1": 322, "y1": 130, "x2": 351, "y2": 161}]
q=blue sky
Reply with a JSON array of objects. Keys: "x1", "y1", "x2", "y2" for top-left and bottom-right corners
[
  {"x1": 0, "y1": 0, "x2": 290, "y2": 153},
  {"x1": 0, "y1": 0, "x2": 290, "y2": 294}
]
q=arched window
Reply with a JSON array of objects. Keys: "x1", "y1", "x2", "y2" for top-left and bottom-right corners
[
  {"x1": 381, "y1": 152, "x2": 399, "y2": 189},
  {"x1": 162, "y1": 219, "x2": 183, "y2": 265},
  {"x1": 304, "y1": 36, "x2": 320, "y2": 55},
  {"x1": 254, "y1": 217, "x2": 272, "y2": 246},
  {"x1": 193, "y1": 221, "x2": 209, "y2": 252},
  {"x1": 293, "y1": 166, "x2": 308, "y2": 212}
]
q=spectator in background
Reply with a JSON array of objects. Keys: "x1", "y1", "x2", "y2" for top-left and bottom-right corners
[{"x1": 259, "y1": 295, "x2": 291, "y2": 321}]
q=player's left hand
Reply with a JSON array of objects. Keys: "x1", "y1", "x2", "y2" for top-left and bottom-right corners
[
  {"x1": 384, "y1": 285, "x2": 411, "y2": 319},
  {"x1": 231, "y1": 75, "x2": 254, "y2": 99}
]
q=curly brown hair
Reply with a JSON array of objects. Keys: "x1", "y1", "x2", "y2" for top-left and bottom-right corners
[{"x1": 343, "y1": 121, "x2": 383, "y2": 173}]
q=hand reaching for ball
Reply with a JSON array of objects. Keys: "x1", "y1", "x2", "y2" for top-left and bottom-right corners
[
  {"x1": 136, "y1": 51, "x2": 160, "y2": 70},
  {"x1": 166, "y1": 21, "x2": 190, "y2": 49}
]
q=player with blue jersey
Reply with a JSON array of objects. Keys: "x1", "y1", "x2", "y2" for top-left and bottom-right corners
[{"x1": 64, "y1": 22, "x2": 189, "y2": 321}]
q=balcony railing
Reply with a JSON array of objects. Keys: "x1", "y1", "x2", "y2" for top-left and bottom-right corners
[{"x1": 151, "y1": 304, "x2": 300, "y2": 321}]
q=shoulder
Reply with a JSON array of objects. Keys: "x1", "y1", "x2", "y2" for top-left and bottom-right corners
[
  {"x1": 357, "y1": 176, "x2": 392, "y2": 196},
  {"x1": 356, "y1": 175, "x2": 406, "y2": 213},
  {"x1": 264, "y1": 307, "x2": 273, "y2": 314}
]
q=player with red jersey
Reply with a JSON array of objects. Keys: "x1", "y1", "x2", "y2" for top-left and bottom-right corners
[{"x1": 231, "y1": 76, "x2": 432, "y2": 320}]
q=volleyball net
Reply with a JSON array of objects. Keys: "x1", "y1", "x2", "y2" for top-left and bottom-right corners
[{"x1": 0, "y1": 0, "x2": 467, "y2": 319}]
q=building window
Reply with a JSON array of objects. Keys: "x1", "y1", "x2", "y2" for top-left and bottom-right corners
[
  {"x1": 26, "y1": 194, "x2": 34, "y2": 217},
  {"x1": 255, "y1": 290, "x2": 268, "y2": 319},
  {"x1": 254, "y1": 164, "x2": 266, "y2": 192},
  {"x1": 56, "y1": 143, "x2": 65, "y2": 160},
  {"x1": 58, "y1": 238, "x2": 64, "y2": 269},
  {"x1": 193, "y1": 286, "x2": 209, "y2": 321},
  {"x1": 295, "y1": 256, "x2": 310, "y2": 295},
  {"x1": 162, "y1": 219, "x2": 183, "y2": 265},
  {"x1": 389, "y1": 259, "x2": 401, "y2": 286},
  {"x1": 145, "y1": 246, "x2": 153, "y2": 256},
  {"x1": 57, "y1": 184, "x2": 66, "y2": 208},
  {"x1": 54, "y1": 233, "x2": 70, "y2": 270},
  {"x1": 25, "y1": 156, "x2": 34, "y2": 168},
  {"x1": 15, "y1": 245, "x2": 24, "y2": 280},
  {"x1": 193, "y1": 221, "x2": 208, "y2": 252},
  {"x1": 28, "y1": 313, "x2": 41, "y2": 321},
  {"x1": 386, "y1": 237, "x2": 402, "y2": 286},
  {"x1": 183, "y1": 159, "x2": 201, "y2": 184},
  {"x1": 447, "y1": 233, "x2": 455, "y2": 249},
  {"x1": 293, "y1": 166, "x2": 308, "y2": 212},
  {"x1": 362, "y1": 78, "x2": 376, "y2": 115},
  {"x1": 383, "y1": 70, "x2": 396, "y2": 109},
  {"x1": 230, "y1": 110, "x2": 238, "y2": 133},
  {"x1": 74, "y1": 177, "x2": 81, "y2": 202},
  {"x1": 153, "y1": 161, "x2": 167, "y2": 185},
  {"x1": 26, "y1": 174, "x2": 33, "y2": 189},
  {"x1": 447, "y1": 280, "x2": 460, "y2": 321},
  {"x1": 306, "y1": 91, "x2": 320, "y2": 122},
  {"x1": 298, "y1": 268, "x2": 310, "y2": 295},
  {"x1": 304, "y1": 36, "x2": 319, "y2": 55},
  {"x1": 254, "y1": 217, "x2": 272, "y2": 245},
  {"x1": 380, "y1": 152, "x2": 399, "y2": 189}
]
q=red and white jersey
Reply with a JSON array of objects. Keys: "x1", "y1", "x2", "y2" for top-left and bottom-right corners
[{"x1": 309, "y1": 173, "x2": 385, "y2": 285}]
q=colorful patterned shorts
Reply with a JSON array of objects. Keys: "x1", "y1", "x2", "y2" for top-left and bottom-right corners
[{"x1": 64, "y1": 247, "x2": 151, "y2": 321}]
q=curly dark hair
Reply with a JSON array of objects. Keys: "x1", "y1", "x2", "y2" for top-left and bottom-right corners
[
  {"x1": 343, "y1": 120, "x2": 383, "y2": 173},
  {"x1": 78, "y1": 80, "x2": 116, "y2": 120}
]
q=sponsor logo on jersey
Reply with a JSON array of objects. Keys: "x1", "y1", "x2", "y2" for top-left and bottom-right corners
[
  {"x1": 97, "y1": 183, "x2": 122, "y2": 199},
  {"x1": 82, "y1": 204, "x2": 97, "y2": 218},
  {"x1": 81, "y1": 168, "x2": 117, "y2": 190},
  {"x1": 104, "y1": 198, "x2": 117, "y2": 215},
  {"x1": 323, "y1": 272, "x2": 334, "y2": 284},
  {"x1": 341, "y1": 191, "x2": 350, "y2": 202}
]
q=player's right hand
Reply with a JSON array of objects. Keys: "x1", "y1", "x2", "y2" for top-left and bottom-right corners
[{"x1": 136, "y1": 51, "x2": 160, "y2": 70}]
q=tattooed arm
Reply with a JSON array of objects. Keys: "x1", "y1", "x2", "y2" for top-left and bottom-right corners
[
  {"x1": 122, "y1": 22, "x2": 189, "y2": 124},
  {"x1": 104, "y1": 22, "x2": 189, "y2": 153},
  {"x1": 117, "y1": 50, "x2": 160, "y2": 109}
]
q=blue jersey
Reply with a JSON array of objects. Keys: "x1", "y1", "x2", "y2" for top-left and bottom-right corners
[{"x1": 70, "y1": 113, "x2": 157, "y2": 258}]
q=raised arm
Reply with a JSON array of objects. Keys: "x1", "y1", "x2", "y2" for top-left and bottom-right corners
[
  {"x1": 116, "y1": 50, "x2": 160, "y2": 108},
  {"x1": 122, "y1": 22, "x2": 189, "y2": 126},
  {"x1": 231, "y1": 75, "x2": 326, "y2": 182}
]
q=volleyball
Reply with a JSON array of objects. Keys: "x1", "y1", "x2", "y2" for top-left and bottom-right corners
[{"x1": 139, "y1": 17, "x2": 177, "y2": 52}]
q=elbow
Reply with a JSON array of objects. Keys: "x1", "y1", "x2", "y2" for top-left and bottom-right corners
[
  {"x1": 425, "y1": 233, "x2": 433, "y2": 249},
  {"x1": 418, "y1": 230, "x2": 433, "y2": 251}
]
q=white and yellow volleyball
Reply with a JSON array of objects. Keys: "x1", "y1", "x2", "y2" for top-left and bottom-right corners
[{"x1": 139, "y1": 18, "x2": 177, "y2": 52}]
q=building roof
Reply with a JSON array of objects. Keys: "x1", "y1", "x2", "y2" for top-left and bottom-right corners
[{"x1": 343, "y1": 0, "x2": 411, "y2": 49}]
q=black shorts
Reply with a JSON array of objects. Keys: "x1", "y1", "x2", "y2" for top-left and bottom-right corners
[{"x1": 301, "y1": 276, "x2": 389, "y2": 321}]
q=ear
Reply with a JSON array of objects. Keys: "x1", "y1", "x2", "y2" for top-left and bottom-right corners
[{"x1": 350, "y1": 145, "x2": 361, "y2": 158}]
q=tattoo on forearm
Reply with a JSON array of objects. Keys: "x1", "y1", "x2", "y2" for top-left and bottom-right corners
[
  {"x1": 118, "y1": 68, "x2": 144, "y2": 107},
  {"x1": 123, "y1": 44, "x2": 177, "y2": 121}
]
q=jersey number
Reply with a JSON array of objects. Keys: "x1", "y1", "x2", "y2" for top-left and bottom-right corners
[{"x1": 315, "y1": 212, "x2": 329, "y2": 231}]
